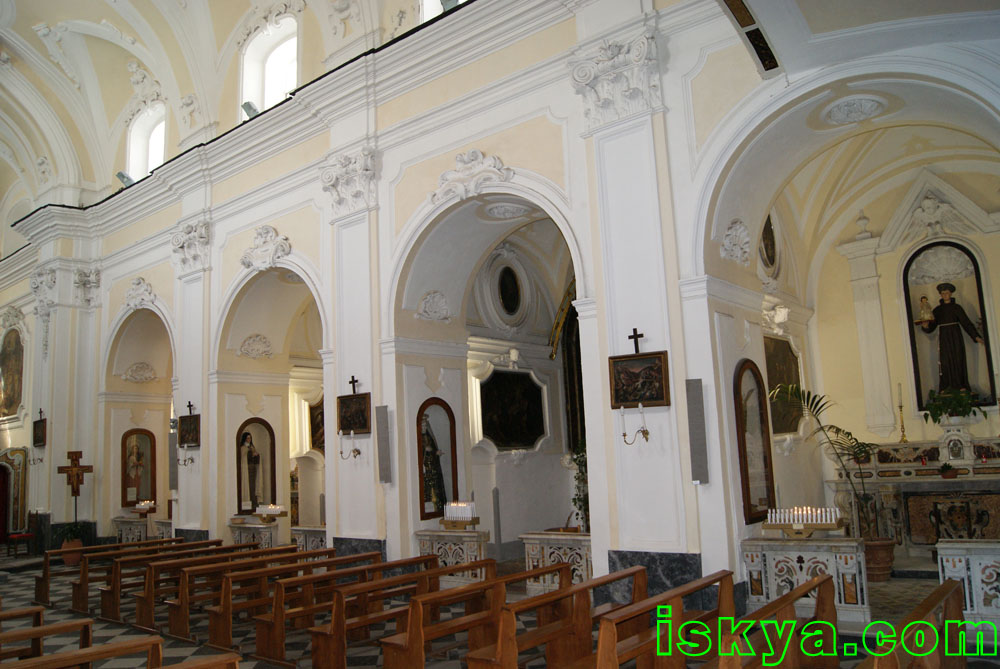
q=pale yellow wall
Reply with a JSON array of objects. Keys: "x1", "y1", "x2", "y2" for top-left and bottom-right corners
[
  {"x1": 376, "y1": 19, "x2": 575, "y2": 129},
  {"x1": 393, "y1": 116, "x2": 566, "y2": 237},
  {"x1": 211, "y1": 137, "x2": 329, "y2": 204},
  {"x1": 691, "y1": 43, "x2": 762, "y2": 151},
  {"x1": 102, "y1": 203, "x2": 182, "y2": 256}
]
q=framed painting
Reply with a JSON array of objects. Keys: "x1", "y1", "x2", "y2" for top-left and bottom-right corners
[
  {"x1": 0, "y1": 328, "x2": 23, "y2": 418},
  {"x1": 309, "y1": 398, "x2": 325, "y2": 452},
  {"x1": 121, "y1": 429, "x2": 156, "y2": 507},
  {"x1": 32, "y1": 417, "x2": 46, "y2": 448},
  {"x1": 337, "y1": 392, "x2": 371, "y2": 435},
  {"x1": 236, "y1": 418, "x2": 277, "y2": 514},
  {"x1": 608, "y1": 350, "x2": 670, "y2": 409},
  {"x1": 733, "y1": 359, "x2": 776, "y2": 524},
  {"x1": 480, "y1": 370, "x2": 545, "y2": 451},
  {"x1": 763, "y1": 336, "x2": 801, "y2": 434},
  {"x1": 178, "y1": 414, "x2": 200, "y2": 448}
]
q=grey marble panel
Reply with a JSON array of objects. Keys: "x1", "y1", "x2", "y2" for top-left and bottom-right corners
[
  {"x1": 604, "y1": 550, "x2": 702, "y2": 606},
  {"x1": 734, "y1": 579, "x2": 748, "y2": 618},
  {"x1": 175, "y1": 528, "x2": 209, "y2": 542},
  {"x1": 333, "y1": 536, "x2": 386, "y2": 560},
  {"x1": 31, "y1": 512, "x2": 50, "y2": 554}
]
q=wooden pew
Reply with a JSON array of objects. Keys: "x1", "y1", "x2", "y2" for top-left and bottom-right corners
[
  {"x1": 515, "y1": 570, "x2": 734, "y2": 669},
  {"x1": 461, "y1": 565, "x2": 649, "y2": 669},
  {"x1": 702, "y1": 574, "x2": 837, "y2": 669},
  {"x1": 165, "y1": 546, "x2": 337, "y2": 640},
  {"x1": 0, "y1": 606, "x2": 46, "y2": 660},
  {"x1": 0, "y1": 619, "x2": 93, "y2": 663},
  {"x1": 99, "y1": 542, "x2": 260, "y2": 622},
  {"x1": 33, "y1": 537, "x2": 182, "y2": 606},
  {"x1": 251, "y1": 554, "x2": 438, "y2": 663},
  {"x1": 856, "y1": 579, "x2": 965, "y2": 669},
  {"x1": 309, "y1": 558, "x2": 497, "y2": 669},
  {"x1": 204, "y1": 550, "x2": 382, "y2": 650},
  {"x1": 4, "y1": 633, "x2": 240, "y2": 668},
  {"x1": 380, "y1": 562, "x2": 577, "y2": 669},
  {"x1": 132, "y1": 543, "x2": 299, "y2": 630},
  {"x1": 71, "y1": 539, "x2": 222, "y2": 613}
]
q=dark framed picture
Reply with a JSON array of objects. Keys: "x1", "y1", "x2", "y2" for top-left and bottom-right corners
[
  {"x1": 178, "y1": 414, "x2": 201, "y2": 448},
  {"x1": 32, "y1": 417, "x2": 46, "y2": 448},
  {"x1": 608, "y1": 350, "x2": 670, "y2": 409},
  {"x1": 337, "y1": 392, "x2": 371, "y2": 435},
  {"x1": 309, "y1": 398, "x2": 325, "y2": 452},
  {"x1": 480, "y1": 370, "x2": 545, "y2": 450}
]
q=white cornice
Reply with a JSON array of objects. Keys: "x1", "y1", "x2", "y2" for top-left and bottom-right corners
[
  {"x1": 0, "y1": 246, "x2": 39, "y2": 292},
  {"x1": 208, "y1": 370, "x2": 292, "y2": 386},
  {"x1": 97, "y1": 391, "x2": 173, "y2": 404},
  {"x1": 390, "y1": 336, "x2": 469, "y2": 359},
  {"x1": 686, "y1": 275, "x2": 813, "y2": 325}
]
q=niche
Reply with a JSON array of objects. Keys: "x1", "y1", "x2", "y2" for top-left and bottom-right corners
[
  {"x1": 236, "y1": 418, "x2": 277, "y2": 514},
  {"x1": 417, "y1": 398, "x2": 458, "y2": 520}
]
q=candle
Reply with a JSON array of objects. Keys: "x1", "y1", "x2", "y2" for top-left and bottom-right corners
[{"x1": 898, "y1": 382, "x2": 903, "y2": 406}]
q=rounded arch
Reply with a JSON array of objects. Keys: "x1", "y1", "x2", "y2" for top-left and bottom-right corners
[
  {"x1": 693, "y1": 52, "x2": 1000, "y2": 279},
  {"x1": 101, "y1": 300, "x2": 177, "y2": 394},
  {"x1": 387, "y1": 171, "x2": 589, "y2": 338},
  {"x1": 211, "y1": 253, "x2": 329, "y2": 370},
  {"x1": 416, "y1": 396, "x2": 458, "y2": 521}
]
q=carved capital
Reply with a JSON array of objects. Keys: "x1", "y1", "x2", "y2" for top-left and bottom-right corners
[
  {"x1": 171, "y1": 218, "x2": 211, "y2": 272},
  {"x1": 125, "y1": 277, "x2": 156, "y2": 312},
  {"x1": 569, "y1": 26, "x2": 662, "y2": 132},
  {"x1": 30, "y1": 268, "x2": 57, "y2": 359},
  {"x1": 240, "y1": 225, "x2": 291, "y2": 272},
  {"x1": 432, "y1": 150, "x2": 513, "y2": 204},
  {"x1": 320, "y1": 145, "x2": 377, "y2": 217},
  {"x1": 0, "y1": 306, "x2": 25, "y2": 330},
  {"x1": 73, "y1": 269, "x2": 101, "y2": 307}
]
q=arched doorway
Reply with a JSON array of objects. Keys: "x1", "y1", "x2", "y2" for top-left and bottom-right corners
[{"x1": 393, "y1": 192, "x2": 587, "y2": 567}]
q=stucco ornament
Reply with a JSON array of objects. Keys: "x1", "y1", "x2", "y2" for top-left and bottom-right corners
[
  {"x1": 907, "y1": 245, "x2": 975, "y2": 286},
  {"x1": 824, "y1": 96, "x2": 886, "y2": 125},
  {"x1": 240, "y1": 225, "x2": 291, "y2": 271},
  {"x1": 122, "y1": 362, "x2": 157, "y2": 383},
  {"x1": 0, "y1": 306, "x2": 24, "y2": 330},
  {"x1": 327, "y1": 0, "x2": 362, "y2": 37},
  {"x1": 171, "y1": 219, "x2": 211, "y2": 272},
  {"x1": 236, "y1": 0, "x2": 306, "y2": 48},
  {"x1": 762, "y1": 303, "x2": 790, "y2": 336},
  {"x1": 432, "y1": 150, "x2": 513, "y2": 204},
  {"x1": 320, "y1": 146, "x2": 377, "y2": 217},
  {"x1": 36, "y1": 156, "x2": 52, "y2": 185},
  {"x1": 33, "y1": 23, "x2": 79, "y2": 88},
  {"x1": 238, "y1": 334, "x2": 273, "y2": 359},
  {"x1": 30, "y1": 268, "x2": 57, "y2": 360},
  {"x1": 907, "y1": 193, "x2": 968, "y2": 238},
  {"x1": 720, "y1": 219, "x2": 751, "y2": 266},
  {"x1": 125, "y1": 277, "x2": 156, "y2": 312},
  {"x1": 569, "y1": 26, "x2": 662, "y2": 132},
  {"x1": 484, "y1": 203, "x2": 530, "y2": 220},
  {"x1": 415, "y1": 291, "x2": 452, "y2": 323},
  {"x1": 125, "y1": 60, "x2": 164, "y2": 125},
  {"x1": 73, "y1": 269, "x2": 101, "y2": 307}
]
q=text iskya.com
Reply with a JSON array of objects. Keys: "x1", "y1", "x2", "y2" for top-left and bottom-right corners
[{"x1": 654, "y1": 606, "x2": 997, "y2": 666}]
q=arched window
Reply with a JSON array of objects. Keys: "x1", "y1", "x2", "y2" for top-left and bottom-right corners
[
  {"x1": 126, "y1": 101, "x2": 166, "y2": 178},
  {"x1": 242, "y1": 17, "x2": 297, "y2": 117}
]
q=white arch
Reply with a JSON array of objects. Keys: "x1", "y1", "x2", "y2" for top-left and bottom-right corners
[
  {"x1": 386, "y1": 169, "x2": 588, "y2": 338},
  {"x1": 100, "y1": 298, "x2": 178, "y2": 395},
  {"x1": 690, "y1": 47, "x2": 1000, "y2": 278},
  {"x1": 211, "y1": 252, "x2": 330, "y2": 370}
]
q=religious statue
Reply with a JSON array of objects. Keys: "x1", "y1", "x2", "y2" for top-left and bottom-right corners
[
  {"x1": 420, "y1": 414, "x2": 448, "y2": 513},
  {"x1": 915, "y1": 296, "x2": 934, "y2": 324},
  {"x1": 125, "y1": 436, "x2": 144, "y2": 501},
  {"x1": 241, "y1": 432, "x2": 261, "y2": 511},
  {"x1": 920, "y1": 282, "x2": 984, "y2": 393}
]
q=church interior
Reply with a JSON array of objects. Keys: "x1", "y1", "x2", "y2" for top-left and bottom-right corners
[{"x1": 0, "y1": 0, "x2": 999, "y2": 665}]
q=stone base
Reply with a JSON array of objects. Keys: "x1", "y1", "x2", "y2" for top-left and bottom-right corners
[
  {"x1": 333, "y1": 536, "x2": 386, "y2": 560},
  {"x1": 174, "y1": 528, "x2": 209, "y2": 542},
  {"x1": 607, "y1": 550, "x2": 702, "y2": 607}
]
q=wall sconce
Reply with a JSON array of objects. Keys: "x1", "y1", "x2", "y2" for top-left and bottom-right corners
[
  {"x1": 620, "y1": 403, "x2": 650, "y2": 445},
  {"x1": 29, "y1": 455, "x2": 44, "y2": 465},
  {"x1": 177, "y1": 447, "x2": 194, "y2": 467},
  {"x1": 338, "y1": 430, "x2": 361, "y2": 460}
]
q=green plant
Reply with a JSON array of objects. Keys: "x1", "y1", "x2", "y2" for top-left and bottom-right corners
[
  {"x1": 570, "y1": 444, "x2": 589, "y2": 533},
  {"x1": 922, "y1": 388, "x2": 986, "y2": 424},
  {"x1": 938, "y1": 462, "x2": 954, "y2": 473},
  {"x1": 55, "y1": 521, "x2": 86, "y2": 543},
  {"x1": 768, "y1": 384, "x2": 880, "y2": 538}
]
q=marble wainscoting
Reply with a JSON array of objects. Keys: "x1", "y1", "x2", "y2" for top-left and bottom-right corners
[
  {"x1": 333, "y1": 536, "x2": 386, "y2": 560},
  {"x1": 604, "y1": 551, "x2": 739, "y2": 611},
  {"x1": 31, "y1": 513, "x2": 50, "y2": 554},
  {"x1": 174, "y1": 528, "x2": 209, "y2": 542}
]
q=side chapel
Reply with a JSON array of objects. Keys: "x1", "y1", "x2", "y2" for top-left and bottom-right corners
[{"x1": 1, "y1": 0, "x2": 1000, "y2": 631}]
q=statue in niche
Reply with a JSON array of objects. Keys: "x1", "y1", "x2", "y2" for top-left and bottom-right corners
[
  {"x1": 236, "y1": 418, "x2": 275, "y2": 514},
  {"x1": 420, "y1": 413, "x2": 448, "y2": 514},
  {"x1": 920, "y1": 282, "x2": 984, "y2": 393},
  {"x1": 241, "y1": 432, "x2": 262, "y2": 511},
  {"x1": 0, "y1": 329, "x2": 23, "y2": 417}
]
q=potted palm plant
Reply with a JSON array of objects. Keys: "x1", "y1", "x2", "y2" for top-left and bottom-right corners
[
  {"x1": 769, "y1": 384, "x2": 895, "y2": 581},
  {"x1": 55, "y1": 521, "x2": 87, "y2": 566}
]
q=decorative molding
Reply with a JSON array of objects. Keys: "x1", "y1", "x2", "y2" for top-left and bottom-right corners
[
  {"x1": 125, "y1": 60, "x2": 164, "y2": 125},
  {"x1": 171, "y1": 218, "x2": 211, "y2": 272},
  {"x1": 720, "y1": 219, "x2": 750, "y2": 266},
  {"x1": 73, "y1": 269, "x2": 101, "y2": 307},
  {"x1": 36, "y1": 156, "x2": 52, "y2": 185},
  {"x1": 415, "y1": 290, "x2": 453, "y2": 323},
  {"x1": 326, "y1": 0, "x2": 361, "y2": 37},
  {"x1": 905, "y1": 193, "x2": 971, "y2": 239},
  {"x1": 122, "y1": 362, "x2": 157, "y2": 383},
  {"x1": 388, "y1": 2, "x2": 418, "y2": 40},
  {"x1": 432, "y1": 150, "x2": 514, "y2": 204},
  {"x1": 484, "y1": 203, "x2": 530, "y2": 220},
  {"x1": 907, "y1": 245, "x2": 975, "y2": 286},
  {"x1": 320, "y1": 145, "x2": 377, "y2": 217},
  {"x1": 30, "y1": 268, "x2": 57, "y2": 360},
  {"x1": 32, "y1": 23, "x2": 80, "y2": 88},
  {"x1": 124, "y1": 277, "x2": 156, "y2": 312},
  {"x1": 761, "y1": 302, "x2": 789, "y2": 336},
  {"x1": 240, "y1": 225, "x2": 291, "y2": 271},
  {"x1": 0, "y1": 306, "x2": 25, "y2": 330},
  {"x1": 822, "y1": 95, "x2": 886, "y2": 126},
  {"x1": 178, "y1": 94, "x2": 200, "y2": 130},
  {"x1": 569, "y1": 25, "x2": 662, "y2": 132},
  {"x1": 238, "y1": 334, "x2": 274, "y2": 359},
  {"x1": 236, "y1": 0, "x2": 306, "y2": 49},
  {"x1": 99, "y1": 19, "x2": 138, "y2": 47}
]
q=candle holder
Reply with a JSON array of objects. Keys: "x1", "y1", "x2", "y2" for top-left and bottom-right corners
[
  {"x1": 761, "y1": 519, "x2": 846, "y2": 539},
  {"x1": 254, "y1": 505, "x2": 288, "y2": 524},
  {"x1": 620, "y1": 403, "x2": 650, "y2": 445},
  {"x1": 133, "y1": 501, "x2": 156, "y2": 518},
  {"x1": 898, "y1": 401, "x2": 908, "y2": 443}
]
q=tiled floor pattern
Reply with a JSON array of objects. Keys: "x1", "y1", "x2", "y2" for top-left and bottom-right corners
[{"x1": 1, "y1": 559, "x2": 998, "y2": 668}]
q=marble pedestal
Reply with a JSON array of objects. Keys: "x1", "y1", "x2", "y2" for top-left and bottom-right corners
[
  {"x1": 415, "y1": 529, "x2": 490, "y2": 587},
  {"x1": 292, "y1": 526, "x2": 327, "y2": 551},
  {"x1": 938, "y1": 539, "x2": 1000, "y2": 625},
  {"x1": 153, "y1": 519, "x2": 172, "y2": 540},
  {"x1": 520, "y1": 531, "x2": 593, "y2": 595},
  {"x1": 229, "y1": 519, "x2": 279, "y2": 548},
  {"x1": 113, "y1": 516, "x2": 148, "y2": 542}
]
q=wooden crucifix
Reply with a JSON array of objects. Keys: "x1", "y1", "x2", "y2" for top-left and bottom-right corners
[
  {"x1": 348, "y1": 375, "x2": 360, "y2": 394},
  {"x1": 628, "y1": 328, "x2": 645, "y2": 354},
  {"x1": 57, "y1": 451, "x2": 93, "y2": 498}
]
